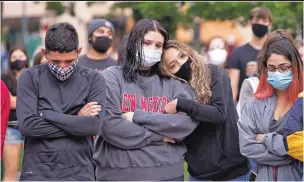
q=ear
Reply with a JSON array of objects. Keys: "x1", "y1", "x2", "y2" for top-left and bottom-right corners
[
  {"x1": 77, "y1": 47, "x2": 82, "y2": 55},
  {"x1": 41, "y1": 49, "x2": 47, "y2": 56}
]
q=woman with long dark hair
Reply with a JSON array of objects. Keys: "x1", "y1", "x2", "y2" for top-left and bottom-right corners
[
  {"x1": 1, "y1": 47, "x2": 29, "y2": 181},
  {"x1": 93, "y1": 19, "x2": 198, "y2": 181},
  {"x1": 238, "y1": 30, "x2": 303, "y2": 181},
  {"x1": 160, "y1": 40, "x2": 250, "y2": 181}
]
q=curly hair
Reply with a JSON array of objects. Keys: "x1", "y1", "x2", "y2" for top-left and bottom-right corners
[{"x1": 160, "y1": 40, "x2": 212, "y2": 104}]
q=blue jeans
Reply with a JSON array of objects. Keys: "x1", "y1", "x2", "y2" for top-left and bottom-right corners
[
  {"x1": 98, "y1": 176, "x2": 184, "y2": 181},
  {"x1": 189, "y1": 172, "x2": 250, "y2": 181},
  {"x1": 4, "y1": 127, "x2": 24, "y2": 144},
  {"x1": 249, "y1": 160, "x2": 257, "y2": 174},
  {"x1": 163, "y1": 175, "x2": 184, "y2": 181}
]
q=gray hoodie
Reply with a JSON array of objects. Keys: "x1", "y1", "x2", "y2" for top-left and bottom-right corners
[
  {"x1": 238, "y1": 95, "x2": 302, "y2": 181},
  {"x1": 93, "y1": 66, "x2": 199, "y2": 181}
]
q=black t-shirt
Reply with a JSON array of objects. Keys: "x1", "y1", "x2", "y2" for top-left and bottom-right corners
[
  {"x1": 226, "y1": 43, "x2": 259, "y2": 101},
  {"x1": 1, "y1": 73, "x2": 17, "y2": 123},
  {"x1": 78, "y1": 54, "x2": 117, "y2": 72}
]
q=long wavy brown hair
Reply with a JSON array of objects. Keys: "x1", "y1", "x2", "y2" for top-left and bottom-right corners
[{"x1": 159, "y1": 40, "x2": 212, "y2": 104}]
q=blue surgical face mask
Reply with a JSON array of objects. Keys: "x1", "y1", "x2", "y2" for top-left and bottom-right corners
[{"x1": 267, "y1": 71, "x2": 293, "y2": 91}]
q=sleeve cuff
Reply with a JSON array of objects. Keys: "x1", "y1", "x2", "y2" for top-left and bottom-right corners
[
  {"x1": 176, "y1": 97, "x2": 190, "y2": 113},
  {"x1": 133, "y1": 108, "x2": 150, "y2": 125}
]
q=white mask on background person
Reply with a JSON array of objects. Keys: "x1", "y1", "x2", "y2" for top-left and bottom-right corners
[
  {"x1": 139, "y1": 47, "x2": 162, "y2": 67},
  {"x1": 207, "y1": 48, "x2": 228, "y2": 66}
]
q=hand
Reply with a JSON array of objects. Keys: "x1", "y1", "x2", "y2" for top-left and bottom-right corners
[
  {"x1": 78, "y1": 102, "x2": 101, "y2": 116},
  {"x1": 298, "y1": 91, "x2": 304, "y2": 98},
  {"x1": 163, "y1": 136, "x2": 175, "y2": 144},
  {"x1": 256, "y1": 134, "x2": 265, "y2": 143},
  {"x1": 164, "y1": 99, "x2": 178, "y2": 114},
  {"x1": 122, "y1": 112, "x2": 134, "y2": 122},
  {"x1": 246, "y1": 62, "x2": 257, "y2": 77}
]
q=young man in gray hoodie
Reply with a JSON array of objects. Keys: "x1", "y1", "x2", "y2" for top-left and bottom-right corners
[
  {"x1": 16, "y1": 22, "x2": 106, "y2": 181},
  {"x1": 93, "y1": 19, "x2": 199, "y2": 181}
]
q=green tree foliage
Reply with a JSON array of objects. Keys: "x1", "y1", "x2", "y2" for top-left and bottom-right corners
[
  {"x1": 46, "y1": 2, "x2": 65, "y2": 16},
  {"x1": 187, "y1": 2, "x2": 303, "y2": 37},
  {"x1": 112, "y1": 2, "x2": 303, "y2": 38},
  {"x1": 111, "y1": 2, "x2": 188, "y2": 38}
]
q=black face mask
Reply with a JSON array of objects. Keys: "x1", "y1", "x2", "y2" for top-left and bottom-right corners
[
  {"x1": 174, "y1": 59, "x2": 191, "y2": 81},
  {"x1": 91, "y1": 36, "x2": 112, "y2": 53},
  {"x1": 252, "y1": 24, "x2": 269, "y2": 38},
  {"x1": 10, "y1": 60, "x2": 27, "y2": 71}
]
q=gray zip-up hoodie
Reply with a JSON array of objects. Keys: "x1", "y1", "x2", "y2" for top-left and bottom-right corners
[
  {"x1": 238, "y1": 96, "x2": 302, "y2": 181},
  {"x1": 93, "y1": 66, "x2": 199, "y2": 181}
]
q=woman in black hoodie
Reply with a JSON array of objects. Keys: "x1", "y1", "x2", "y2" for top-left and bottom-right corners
[{"x1": 160, "y1": 40, "x2": 250, "y2": 181}]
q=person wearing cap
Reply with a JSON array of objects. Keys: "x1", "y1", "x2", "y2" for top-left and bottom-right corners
[{"x1": 78, "y1": 19, "x2": 117, "y2": 72}]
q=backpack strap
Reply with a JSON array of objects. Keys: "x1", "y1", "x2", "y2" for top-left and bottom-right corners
[{"x1": 248, "y1": 77, "x2": 260, "y2": 93}]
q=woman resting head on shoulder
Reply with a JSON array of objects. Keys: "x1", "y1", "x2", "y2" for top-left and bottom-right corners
[{"x1": 160, "y1": 40, "x2": 251, "y2": 181}]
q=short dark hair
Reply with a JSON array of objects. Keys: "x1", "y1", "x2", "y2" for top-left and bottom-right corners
[
  {"x1": 45, "y1": 23, "x2": 79, "y2": 53},
  {"x1": 250, "y1": 7, "x2": 273, "y2": 23},
  {"x1": 122, "y1": 19, "x2": 169, "y2": 83}
]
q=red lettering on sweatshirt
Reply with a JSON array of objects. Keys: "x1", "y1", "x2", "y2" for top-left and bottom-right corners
[
  {"x1": 140, "y1": 96, "x2": 147, "y2": 111},
  {"x1": 121, "y1": 93, "x2": 170, "y2": 113},
  {"x1": 148, "y1": 97, "x2": 154, "y2": 112},
  {"x1": 128, "y1": 94, "x2": 136, "y2": 112},
  {"x1": 122, "y1": 93, "x2": 130, "y2": 112},
  {"x1": 153, "y1": 96, "x2": 160, "y2": 112}
]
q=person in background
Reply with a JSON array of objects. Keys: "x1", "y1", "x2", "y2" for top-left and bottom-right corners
[
  {"x1": 93, "y1": 19, "x2": 198, "y2": 181},
  {"x1": 33, "y1": 51, "x2": 47, "y2": 66},
  {"x1": 117, "y1": 35, "x2": 129, "y2": 65},
  {"x1": 78, "y1": 18, "x2": 117, "y2": 72},
  {"x1": 238, "y1": 30, "x2": 303, "y2": 181},
  {"x1": 204, "y1": 35, "x2": 228, "y2": 68},
  {"x1": 1, "y1": 80, "x2": 10, "y2": 181},
  {"x1": 227, "y1": 7, "x2": 273, "y2": 103},
  {"x1": 1, "y1": 47, "x2": 29, "y2": 181},
  {"x1": 16, "y1": 22, "x2": 106, "y2": 181},
  {"x1": 226, "y1": 34, "x2": 237, "y2": 61},
  {"x1": 161, "y1": 40, "x2": 250, "y2": 181}
]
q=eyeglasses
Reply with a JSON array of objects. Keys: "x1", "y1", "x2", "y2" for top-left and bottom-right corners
[{"x1": 266, "y1": 65, "x2": 292, "y2": 73}]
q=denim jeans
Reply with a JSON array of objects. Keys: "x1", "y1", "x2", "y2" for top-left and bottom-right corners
[
  {"x1": 188, "y1": 172, "x2": 250, "y2": 181},
  {"x1": 163, "y1": 175, "x2": 184, "y2": 181},
  {"x1": 98, "y1": 175, "x2": 184, "y2": 181}
]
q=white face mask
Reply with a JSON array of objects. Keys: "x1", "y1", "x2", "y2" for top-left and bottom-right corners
[
  {"x1": 208, "y1": 49, "x2": 227, "y2": 66},
  {"x1": 139, "y1": 47, "x2": 162, "y2": 67}
]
